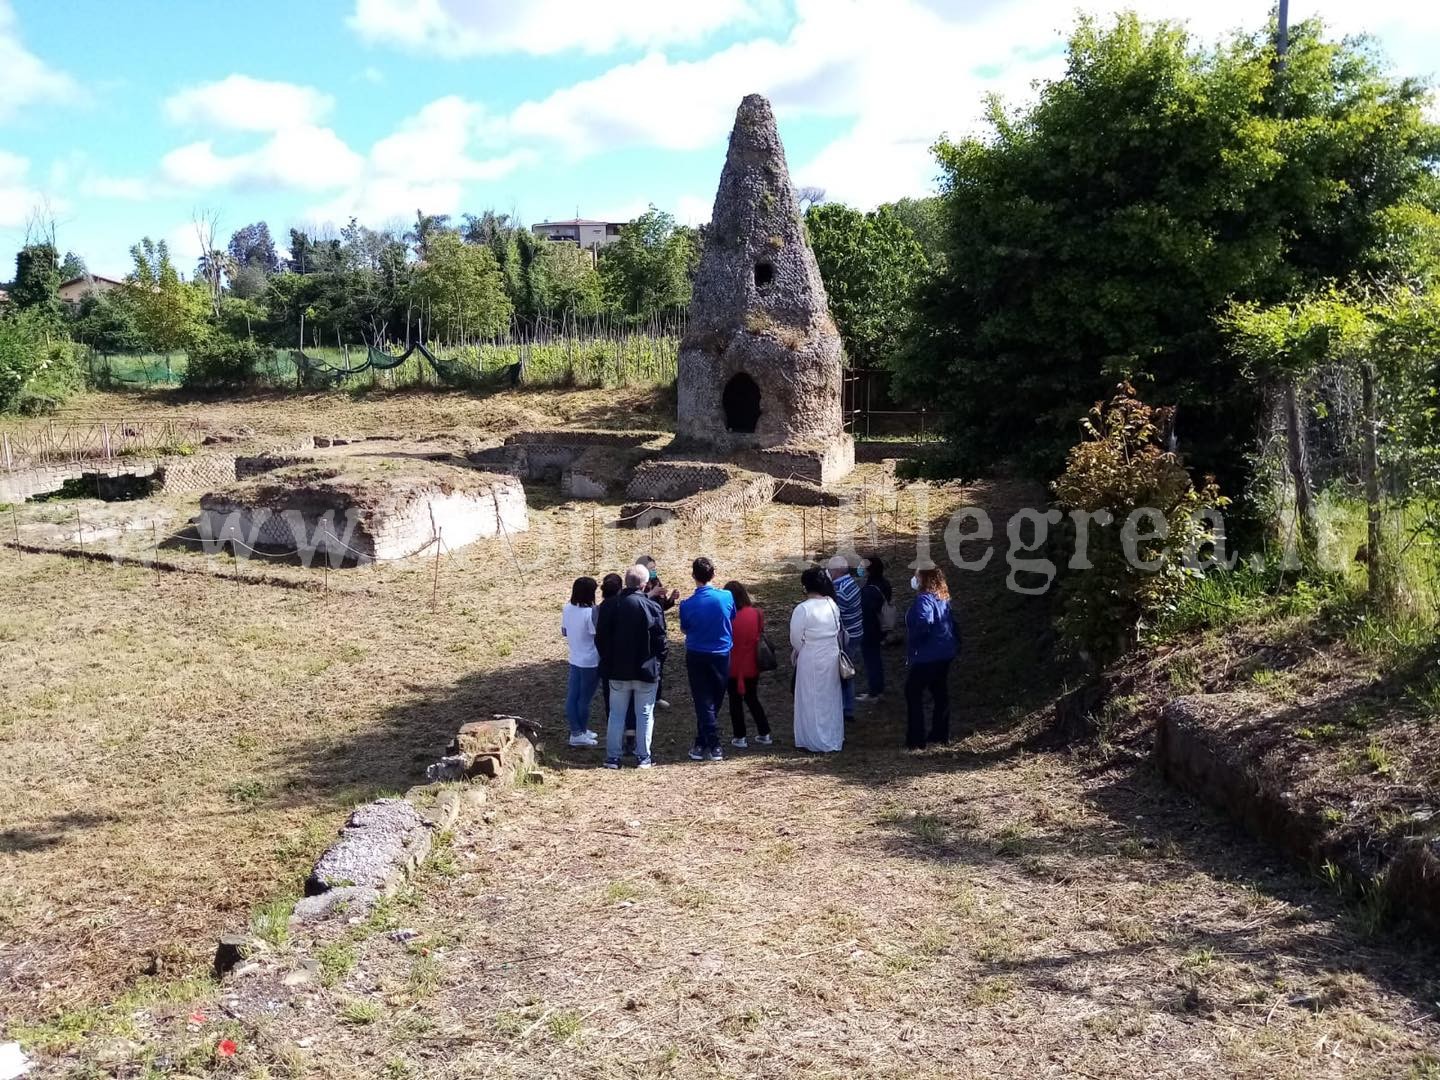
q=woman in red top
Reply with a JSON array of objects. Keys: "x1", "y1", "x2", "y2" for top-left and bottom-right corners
[{"x1": 724, "y1": 581, "x2": 772, "y2": 748}]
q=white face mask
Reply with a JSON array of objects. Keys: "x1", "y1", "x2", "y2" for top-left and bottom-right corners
[{"x1": 910, "y1": 576, "x2": 920, "y2": 591}]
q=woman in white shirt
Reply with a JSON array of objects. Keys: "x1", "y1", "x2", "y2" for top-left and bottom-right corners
[
  {"x1": 561, "y1": 576, "x2": 601, "y2": 748},
  {"x1": 790, "y1": 566, "x2": 844, "y2": 753}
]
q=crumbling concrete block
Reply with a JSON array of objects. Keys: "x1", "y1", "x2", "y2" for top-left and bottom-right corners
[{"x1": 305, "y1": 798, "x2": 431, "y2": 896}]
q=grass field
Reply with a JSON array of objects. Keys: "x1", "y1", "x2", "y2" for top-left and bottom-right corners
[{"x1": 2, "y1": 387, "x2": 1438, "y2": 1077}]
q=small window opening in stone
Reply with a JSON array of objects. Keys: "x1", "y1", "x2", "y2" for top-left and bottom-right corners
[
  {"x1": 753, "y1": 261, "x2": 775, "y2": 291},
  {"x1": 722, "y1": 372, "x2": 762, "y2": 433}
]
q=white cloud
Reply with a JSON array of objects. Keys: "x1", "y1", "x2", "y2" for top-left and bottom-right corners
[
  {"x1": 165, "y1": 223, "x2": 208, "y2": 269},
  {"x1": 0, "y1": 0, "x2": 80, "y2": 124},
  {"x1": 674, "y1": 194, "x2": 713, "y2": 226},
  {"x1": 159, "y1": 126, "x2": 364, "y2": 193},
  {"x1": 82, "y1": 175, "x2": 153, "y2": 201},
  {"x1": 473, "y1": 0, "x2": 1440, "y2": 210},
  {"x1": 475, "y1": 0, "x2": 1041, "y2": 202},
  {"x1": 348, "y1": 0, "x2": 761, "y2": 57},
  {"x1": 0, "y1": 149, "x2": 43, "y2": 227},
  {"x1": 164, "y1": 75, "x2": 335, "y2": 133},
  {"x1": 306, "y1": 97, "x2": 533, "y2": 224}
]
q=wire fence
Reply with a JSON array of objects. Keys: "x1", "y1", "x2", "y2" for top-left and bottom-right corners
[
  {"x1": 3, "y1": 482, "x2": 928, "y2": 612},
  {"x1": 0, "y1": 417, "x2": 206, "y2": 471},
  {"x1": 85, "y1": 330, "x2": 682, "y2": 393}
]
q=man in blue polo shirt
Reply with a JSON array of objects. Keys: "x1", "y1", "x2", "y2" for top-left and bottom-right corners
[{"x1": 678, "y1": 556, "x2": 735, "y2": 762}]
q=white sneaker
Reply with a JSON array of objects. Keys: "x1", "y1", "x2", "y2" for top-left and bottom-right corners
[
  {"x1": 753, "y1": 734, "x2": 773, "y2": 746},
  {"x1": 731, "y1": 737, "x2": 748, "y2": 749},
  {"x1": 568, "y1": 731, "x2": 598, "y2": 747},
  {"x1": 657, "y1": 698, "x2": 672, "y2": 709}
]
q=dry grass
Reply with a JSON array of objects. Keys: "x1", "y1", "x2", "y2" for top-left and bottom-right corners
[{"x1": 3, "y1": 387, "x2": 1438, "y2": 1078}]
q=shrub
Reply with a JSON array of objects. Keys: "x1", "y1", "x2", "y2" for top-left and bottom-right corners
[
  {"x1": 0, "y1": 310, "x2": 82, "y2": 413},
  {"x1": 182, "y1": 335, "x2": 274, "y2": 389},
  {"x1": 1053, "y1": 383, "x2": 1226, "y2": 663}
]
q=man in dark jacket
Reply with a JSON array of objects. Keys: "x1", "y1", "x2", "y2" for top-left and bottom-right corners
[{"x1": 595, "y1": 563, "x2": 669, "y2": 769}]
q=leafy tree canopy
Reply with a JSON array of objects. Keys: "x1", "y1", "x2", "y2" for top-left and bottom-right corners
[
  {"x1": 806, "y1": 202, "x2": 930, "y2": 369},
  {"x1": 894, "y1": 12, "x2": 1440, "y2": 490},
  {"x1": 599, "y1": 207, "x2": 695, "y2": 318}
]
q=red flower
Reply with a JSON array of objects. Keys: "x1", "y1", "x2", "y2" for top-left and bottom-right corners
[
  {"x1": 217, "y1": 1038, "x2": 238, "y2": 1057},
  {"x1": 188, "y1": 1010, "x2": 207, "y2": 1025}
]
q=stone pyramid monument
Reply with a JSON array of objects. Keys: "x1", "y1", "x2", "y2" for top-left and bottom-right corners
[{"x1": 675, "y1": 93, "x2": 853, "y2": 486}]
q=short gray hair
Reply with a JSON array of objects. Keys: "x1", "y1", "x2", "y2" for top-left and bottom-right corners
[{"x1": 624, "y1": 563, "x2": 650, "y2": 589}]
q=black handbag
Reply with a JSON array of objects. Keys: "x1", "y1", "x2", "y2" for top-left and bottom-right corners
[{"x1": 757, "y1": 634, "x2": 778, "y2": 672}]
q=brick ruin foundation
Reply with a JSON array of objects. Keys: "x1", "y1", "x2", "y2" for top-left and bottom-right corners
[{"x1": 197, "y1": 461, "x2": 528, "y2": 563}]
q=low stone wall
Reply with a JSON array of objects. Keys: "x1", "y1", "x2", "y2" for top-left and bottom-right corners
[
  {"x1": 771, "y1": 477, "x2": 843, "y2": 507},
  {"x1": 625, "y1": 460, "x2": 733, "y2": 501},
  {"x1": 737, "y1": 435, "x2": 854, "y2": 488},
  {"x1": 503, "y1": 428, "x2": 669, "y2": 449},
  {"x1": 1, "y1": 453, "x2": 238, "y2": 503},
  {"x1": 197, "y1": 465, "x2": 528, "y2": 564},
  {"x1": 235, "y1": 453, "x2": 313, "y2": 480},
  {"x1": 156, "y1": 455, "x2": 237, "y2": 493},
  {"x1": 470, "y1": 430, "x2": 668, "y2": 495},
  {"x1": 1156, "y1": 695, "x2": 1440, "y2": 934},
  {"x1": 215, "y1": 715, "x2": 541, "y2": 982},
  {"x1": 621, "y1": 467, "x2": 775, "y2": 529}
]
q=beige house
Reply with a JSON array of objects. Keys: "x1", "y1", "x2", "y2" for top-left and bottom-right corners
[
  {"x1": 530, "y1": 219, "x2": 626, "y2": 253},
  {"x1": 58, "y1": 274, "x2": 123, "y2": 306}
]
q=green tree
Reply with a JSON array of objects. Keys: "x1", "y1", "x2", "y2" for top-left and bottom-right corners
[
  {"x1": 11, "y1": 243, "x2": 63, "y2": 323},
  {"x1": 897, "y1": 13, "x2": 1439, "y2": 492},
  {"x1": 1222, "y1": 293, "x2": 1372, "y2": 550},
  {"x1": 58, "y1": 251, "x2": 87, "y2": 280},
  {"x1": 124, "y1": 238, "x2": 211, "y2": 355},
  {"x1": 536, "y1": 242, "x2": 603, "y2": 318},
  {"x1": 409, "y1": 232, "x2": 513, "y2": 342},
  {"x1": 72, "y1": 291, "x2": 142, "y2": 353},
  {"x1": 806, "y1": 203, "x2": 930, "y2": 369},
  {"x1": 599, "y1": 207, "x2": 694, "y2": 318},
  {"x1": 883, "y1": 196, "x2": 947, "y2": 269}
]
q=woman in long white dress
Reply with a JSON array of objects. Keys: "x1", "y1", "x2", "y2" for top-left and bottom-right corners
[{"x1": 790, "y1": 567, "x2": 845, "y2": 752}]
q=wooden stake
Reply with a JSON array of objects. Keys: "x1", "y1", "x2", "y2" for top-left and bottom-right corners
[
  {"x1": 591, "y1": 507, "x2": 598, "y2": 573},
  {"x1": 11, "y1": 504, "x2": 17, "y2": 544},
  {"x1": 801, "y1": 507, "x2": 808, "y2": 559},
  {"x1": 152, "y1": 520, "x2": 160, "y2": 584},
  {"x1": 431, "y1": 528, "x2": 443, "y2": 612},
  {"x1": 75, "y1": 509, "x2": 83, "y2": 556}
]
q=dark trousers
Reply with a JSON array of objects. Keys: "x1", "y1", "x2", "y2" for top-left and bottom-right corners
[
  {"x1": 727, "y1": 676, "x2": 771, "y2": 738},
  {"x1": 861, "y1": 635, "x2": 885, "y2": 696},
  {"x1": 686, "y1": 650, "x2": 729, "y2": 751},
  {"x1": 905, "y1": 659, "x2": 952, "y2": 748}
]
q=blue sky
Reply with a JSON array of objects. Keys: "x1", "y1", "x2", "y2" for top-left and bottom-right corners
[{"x1": 1, "y1": 0, "x2": 1437, "y2": 279}]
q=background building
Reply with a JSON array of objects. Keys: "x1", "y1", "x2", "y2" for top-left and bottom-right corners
[{"x1": 529, "y1": 219, "x2": 626, "y2": 253}]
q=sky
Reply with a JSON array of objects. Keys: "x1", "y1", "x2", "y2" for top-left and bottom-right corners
[{"x1": 1, "y1": 0, "x2": 1437, "y2": 280}]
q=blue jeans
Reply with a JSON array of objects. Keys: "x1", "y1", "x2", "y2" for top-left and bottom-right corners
[
  {"x1": 565, "y1": 664, "x2": 600, "y2": 735},
  {"x1": 842, "y1": 640, "x2": 862, "y2": 718},
  {"x1": 607, "y1": 679, "x2": 657, "y2": 762},
  {"x1": 685, "y1": 650, "x2": 729, "y2": 752},
  {"x1": 861, "y1": 635, "x2": 885, "y2": 696}
]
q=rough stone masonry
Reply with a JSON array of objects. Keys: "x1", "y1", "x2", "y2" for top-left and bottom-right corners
[{"x1": 675, "y1": 93, "x2": 853, "y2": 483}]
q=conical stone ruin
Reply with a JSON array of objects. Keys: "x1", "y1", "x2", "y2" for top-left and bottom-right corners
[{"x1": 674, "y1": 93, "x2": 854, "y2": 486}]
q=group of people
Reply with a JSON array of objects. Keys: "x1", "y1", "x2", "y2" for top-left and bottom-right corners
[{"x1": 560, "y1": 552, "x2": 960, "y2": 767}]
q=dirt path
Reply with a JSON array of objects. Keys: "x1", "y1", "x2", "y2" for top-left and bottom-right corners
[{"x1": 199, "y1": 480, "x2": 1439, "y2": 1079}]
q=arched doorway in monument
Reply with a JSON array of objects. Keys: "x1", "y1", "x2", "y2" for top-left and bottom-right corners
[{"x1": 722, "y1": 372, "x2": 762, "y2": 433}]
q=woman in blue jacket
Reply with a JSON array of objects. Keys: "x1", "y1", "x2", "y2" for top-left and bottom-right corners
[{"x1": 904, "y1": 567, "x2": 958, "y2": 749}]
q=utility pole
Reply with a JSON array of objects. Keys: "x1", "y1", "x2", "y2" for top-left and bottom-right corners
[{"x1": 1276, "y1": 0, "x2": 1289, "y2": 63}]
